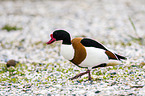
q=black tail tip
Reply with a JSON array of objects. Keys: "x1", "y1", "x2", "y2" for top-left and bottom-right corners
[{"x1": 115, "y1": 54, "x2": 127, "y2": 60}]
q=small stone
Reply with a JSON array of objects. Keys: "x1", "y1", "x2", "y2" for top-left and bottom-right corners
[
  {"x1": 6, "y1": 59, "x2": 19, "y2": 67},
  {"x1": 130, "y1": 85, "x2": 144, "y2": 88},
  {"x1": 36, "y1": 69, "x2": 39, "y2": 72},
  {"x1": 110, "y1": 72, "x2": 116, "y2": 75},
  {"x1": 39, "y1": 63, "x2": 43, "y2": 66},
  {"x1": 128, "y1": 93, "x2": 136, "y2": 95},
  {"x1": 131, "y1": 65, "x2": 137, "y2": 67},
  {"x1": 95, "y1": 90, "x2": 101, "y2": 94},
  {"x1": 77, "y1": 80, "x2": 81, "y2": 83},
  {"x1": 110, "y1": 75, "x2": 114, "y2": 78},
  {"x1": 72, "y1": 94, "x2": 76, "y2": 96},
  {"x1": 8, "y1": 83, "x2": 12, "y2": 86},
  {"x1": 129, "y1": 72, "x2": 134, "y2": 74},
  {"x1": 27, "y1": 85, "x2": 31, "y2": 88},
  {"x1": 26, "y1": 89, "x2": 31, "y2": 91},
  {"x1": 111, "y1": 82, "x2": 117, "y2": 86},
  {"x1": 47, "y1": 93, "x2": 51, "y2": 96}
]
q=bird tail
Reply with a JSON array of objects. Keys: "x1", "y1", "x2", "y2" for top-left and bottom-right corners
[{"x1": 115, "y1": 54, "x2": 127, "y2": 60}]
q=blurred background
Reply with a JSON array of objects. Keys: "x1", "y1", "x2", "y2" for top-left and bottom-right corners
[
  {"x1": 0, "y1": 0, "x2": 145, "y2": 95},
  {"x1": 0, "y1": 0, "x2": 144, "y2": 62},
  {"x1": 0, "y1": 0, "x2": 145, "y2": 61}
]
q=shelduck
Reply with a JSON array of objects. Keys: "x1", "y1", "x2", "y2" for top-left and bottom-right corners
[{"x1": 46, "y1": 30, "x2": 127, "y2": 80}]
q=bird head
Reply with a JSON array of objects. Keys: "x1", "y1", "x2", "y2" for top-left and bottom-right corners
[{"x1": 46, "y1": 30, "x2": 71, "y2": 45}]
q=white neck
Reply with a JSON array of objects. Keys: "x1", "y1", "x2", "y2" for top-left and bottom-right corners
[{"x1": 60, "y1": 44, "x2": 74, "y2": 60}]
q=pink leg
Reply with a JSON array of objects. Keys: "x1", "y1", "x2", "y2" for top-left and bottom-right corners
[
  {"x1": 69, "y1": 70, "x2": 92, "y2": 80},
  {"x1": 88, "y1": 70, "x2": 92, "y2": 80}
]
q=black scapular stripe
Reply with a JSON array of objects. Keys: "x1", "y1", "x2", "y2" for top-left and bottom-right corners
[
  {"x1": 81, "y1": 38, "x2": 108, "y2": 50},
  {"x1": 115, "y1": 54, "x2": 127, "y2": 60}
]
